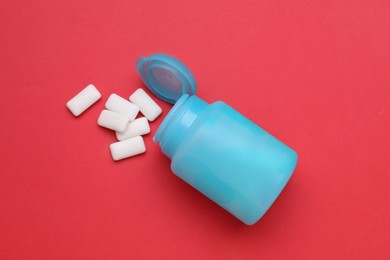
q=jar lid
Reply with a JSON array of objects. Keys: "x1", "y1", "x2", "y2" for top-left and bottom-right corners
[{"x1": 136, "y1": 53, "x2": 197, "y2": 104}]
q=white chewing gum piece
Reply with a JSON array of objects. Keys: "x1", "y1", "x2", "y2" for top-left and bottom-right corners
[
  {"x1": 66, "y1": 84, "x2": 101, "y2": 116},
  {"x1": 129, "y1": 88, "x2": 162, "y2": 121},
  {"x1": 97, "y1": 109, "x2": 129, "y2": 132},
  {"x1": 110, "y1": 136, "x2": 146, "y2": 161},
  {"x1": 105, "y1": 93, "x2": 139, "y2": 122},
  {"x1": 116, "y1": 117, "x2": 150, "y2": 141}
]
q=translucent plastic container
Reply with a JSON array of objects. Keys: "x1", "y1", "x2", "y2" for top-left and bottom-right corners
[{"x1": 137, "y1": 54, "x2": 298, "y2": 225}]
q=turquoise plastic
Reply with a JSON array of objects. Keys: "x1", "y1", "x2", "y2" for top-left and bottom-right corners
[
  {"x1": 136, "y1": 54, "x2": 197, "y2": 104},
  {"x1": 137, "y1": 53, "x2": 298, "y2": 225},
  {"x1": 154, "y1": 95, "x2": 298, "y2": 225}
]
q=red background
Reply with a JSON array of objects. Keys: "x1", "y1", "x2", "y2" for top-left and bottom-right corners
[{"x1": 1, "y1": 0, "x2": 389, "y2": 259}]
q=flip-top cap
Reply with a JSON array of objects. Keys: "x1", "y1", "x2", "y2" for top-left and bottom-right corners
[{"x1": 136, "y1": 53, "x2": 197, "y2": 104}]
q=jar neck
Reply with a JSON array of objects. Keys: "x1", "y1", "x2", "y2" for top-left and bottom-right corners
[{"x1": 154, "y1": 94, "x2": 207, "y2": 158}]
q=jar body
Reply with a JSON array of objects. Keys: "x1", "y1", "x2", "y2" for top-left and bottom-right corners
[{"x1": 155, "y1": 95, "x2": 298, "y2": 225}]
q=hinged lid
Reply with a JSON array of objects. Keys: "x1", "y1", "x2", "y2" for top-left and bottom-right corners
[{"x1": 136, "y1": 53, "x2": 197, "y2": 104}]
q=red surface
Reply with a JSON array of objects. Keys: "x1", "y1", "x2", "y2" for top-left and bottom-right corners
[{"x1": 1, "y1": 0, "x2": 389, "y2": 259}]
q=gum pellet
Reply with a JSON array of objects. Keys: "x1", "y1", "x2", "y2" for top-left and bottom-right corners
[
  {"x1": 110, "y1": 136, "x2": 146, "y2": 161},
  {"x1": 66, "y1": 84, "x2": 101, "y2": 116},
  {"x1": 129, "y1": 88, "x2": 162, "y2": 121},
  {"x1": 97, "y1": 109, "x2": 129, "y2": 132},
  {"x1": 116, "y1": 117, "x2": 150, "y2": 141},
  {"x1": 105, "y1": 93, "x2": 139, "y2": 122}
]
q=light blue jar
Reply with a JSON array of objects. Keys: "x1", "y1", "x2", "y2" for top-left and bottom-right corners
[{"x1": 137, "y1": 54, "x2": 298, "y2": 225}]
